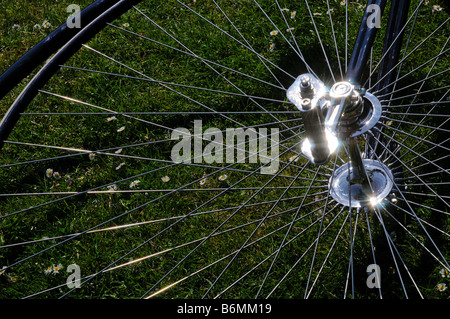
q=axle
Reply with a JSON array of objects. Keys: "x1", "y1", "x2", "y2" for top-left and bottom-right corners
[{"x1": 287, "y1": 73, "x2": 392, "y2": 208}]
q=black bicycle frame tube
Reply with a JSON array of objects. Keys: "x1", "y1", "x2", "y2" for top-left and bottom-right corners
[
  {"x1": 374, "y1": 0, "x2": 411, "y2": 96},
  {"x1": 368, "y1": 0, "x2": 411, "y2": 158},
  {"x1": 346, "y1": 0, "x2": 388, "y2": 85},
  {"x1": 345, "y1": 0, "x2": 410, "y2": 193},
  {"x1": 0, "y1": 0, "x2": 143, "y2": 151}
]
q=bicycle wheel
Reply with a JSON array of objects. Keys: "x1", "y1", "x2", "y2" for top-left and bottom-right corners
[{"x1": 0, "y1": 0, "x2": 448, "y2": 299}]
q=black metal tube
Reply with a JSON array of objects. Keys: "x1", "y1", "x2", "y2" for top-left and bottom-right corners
[
  {"x1": 348, "y1": 137, "x2": 372, "y2": 201},
  {"x1": 368, "y1": 0, "x2": 411, "y2": 158},
  {"x1": 374, "y1": 0, "x2": 411, "y2": 96},
  {"x1": 348, "y1": 138, "x2": 368, "y2": 183},
  {"x1": 346, "y1": 0, "x2": 388, "y2": 85}
]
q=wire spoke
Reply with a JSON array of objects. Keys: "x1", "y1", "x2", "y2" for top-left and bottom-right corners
[
  {"x1": 1, "y1": 0, "x2": 448, "y2": 300},
  {"x1": 201, "y1": 160, "x2": 313, "y2": 298},
  {"x1": 59, "y1": 136, "x2": 305, "y2": 298},
  {"x1": 256, "y1": 165, "x2": 321, "y2": 298},
  {"x1": 367, "y1": 134, "x2": 450, "y2": 271}
]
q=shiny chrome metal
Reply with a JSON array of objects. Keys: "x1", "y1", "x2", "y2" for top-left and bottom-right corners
[
  {"x1": 288, "y1": 74, "x2": 391, "y2": 208},
  {"x1": 329, "y1": 158, "x2": 394, "y2": 208},
  {"x1": 334, "y1": 90, "x2": 382, "y2": 139},
  {"x1": 287, "y1": 73, "x2": 336, "y2": 165},
  {"x1": 325, "y1": 81, "x2": 354, "y2": 134},
  {"x1": 286, "y1": 73, "x2": 326, "y2": 112}
]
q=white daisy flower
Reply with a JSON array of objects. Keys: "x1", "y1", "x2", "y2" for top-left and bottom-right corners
[
  {"x1": 439, "y1": 268, "x2": 450, "y2": 278},
  {"x1": 33, "y1": 24, "x2": 41, "y2": 31},
  {"x1": 130, "y1": 180, "x2": 140, "y2": 188},
  {"x1": 107, "y1": 184, "x2": 117, "y2": 192},
  {"x1": 53, "y1": 264, "x2": 63, "y2": 274},
  {"x1": 281, "y1": 8, "x2": 289, "y2": 12},
  {"x1": 270, "y1": 30, "x2": 279, "y2": 36},
  {"x1": 42, "y1": 20, "x2": 51, "y2": 29},
  {"x1": 46, "y1": 168, "x2": 54, "y2": 178},
  {"x1": 291, "y1": 11, "x2": 296, "y2": 19},
  {"x1": 117, "y1": 126, "x2": 125, "y2": 132},
  {"x1": 44, "y1": 266, "x2": 53, "y2": 275},
  {"x1": 50, "y1": 265, "x2": 58, "y2": 274},
  {"x1": 123, "y1": 22, "x2": 130, "y2": 27},
  {"x1": 12, "y1": 24, "x2": 21, "y2": 30},
  {"x1": 340, "y1": 0, "x2": 346, "y2": 6},
  {"x1": 433, "y1": 5, "x2": 442, "y2": 11},
  {"x1": 106, "y1": 116, "x2": 117, "y2": 122},
  {"x1": 218, "y1": 174, "x2": 227, "y2": 181},
  {"x1": 269, "y1": 43, "x2": 275, "y2": 52},
  {"x1": 437, "y1": 283, "x2": 447, "y2": 292},
  {"x1": 313, "y1": 12, "x2": 322, "y2": 16},
  {"x1": 53, "y1": 171, "x2": 62, "y2": 180},
  {"x1": 289, "y1": 155, "x2": 299, "y2": 162},
  {"x1": 161, "y1": 176, "x2": 170, "y2": 183},
  {"x1": 115, "y1": 162, "x2": 125, "y2": 170},
  {"x1": 200, "y1": 177, "x2": 207, "y2": 186},
  {"x1": 89, "y1": 153, "x2": 95, "y2": 160},
  {"x1": 114, "y1": 148, "x2": 123, "y2": 154}
]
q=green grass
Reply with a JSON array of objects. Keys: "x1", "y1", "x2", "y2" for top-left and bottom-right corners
[{"x1": 0, "y1": 0, "x2": 449, "y2": 299}]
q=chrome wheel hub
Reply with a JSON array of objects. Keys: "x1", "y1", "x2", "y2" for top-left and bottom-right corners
[{"x1": 287, "y1": 73, "x2": 392, "y2": 208}]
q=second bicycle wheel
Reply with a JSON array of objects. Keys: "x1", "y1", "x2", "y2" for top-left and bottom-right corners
[{"x1": 0, "y1": 0, "x2": 448, "y2": 299}]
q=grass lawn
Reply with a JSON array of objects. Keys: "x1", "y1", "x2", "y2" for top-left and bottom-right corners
[{"x1": 0, "y1": 0, "x2": 448, "y2": 299}]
